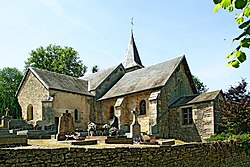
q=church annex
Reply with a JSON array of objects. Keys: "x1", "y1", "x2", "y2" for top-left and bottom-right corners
[{"x1": 16, "y1": 32, "x2": 223, "y2": 142}]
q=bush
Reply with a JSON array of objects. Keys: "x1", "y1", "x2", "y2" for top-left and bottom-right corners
[
  {"x1": 206, "y1": 132, "x2": 231, "y2": 141},
  {"x1": 207, "y1": 133, "x2": 250, "y2": 155},
  {"x1": 231, "y1": 133, "x2": 250, "y2": 155}
]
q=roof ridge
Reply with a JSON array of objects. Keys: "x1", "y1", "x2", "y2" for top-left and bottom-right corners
[
  {"x1": 30, "y1": 67, "x2": 83, "y2": 81},
  {"x1": 123, "y1": 55, "x2": 184, "y2": 75}
]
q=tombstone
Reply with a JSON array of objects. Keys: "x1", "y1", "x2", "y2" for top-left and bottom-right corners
[
  {"x1": 8, "y1": 119, "x2": 32, "y2": 130},
  {"x1": 110, "y1": 116, "x2": 119, "y2": 129},
  {"x1": 130, "y1": 108, "x2": 141, "y2": 140},
  {"x1": 56, "y1": 110, "x2": 75, "y2": 141},
  {"x1": 1, "y1": 108, "x2": 12, "y2": 128},
  {"x1": 87, "y1": 122, "x2": 96, "y2": 137}
]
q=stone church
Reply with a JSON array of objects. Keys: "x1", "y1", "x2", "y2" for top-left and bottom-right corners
[{"x1": 16, "y1": 32, "x2": 223, "y2": 142}]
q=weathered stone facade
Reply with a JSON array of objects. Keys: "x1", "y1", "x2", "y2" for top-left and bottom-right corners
[
  {"x1": 95, "y1": 90, "x2": 153, "y2": 133},
  {"x1": 168, "y1": 92, "x2": 224, "y2": 142},
  {"x1": 17, "y1": 69, "x2": 94, "y2": 130},
  {"x1": 18, "y1": 71, "x2": 49, "y2": 123},
  {"x1": 51, "y1": 90, "x2": 93, "y2": 130},
  {"x1": 0, "y1": 141, "x2": 249, "y2": 166},
  {"x1": 157, "y1": 60, "x2": 195, "y2": 138}
]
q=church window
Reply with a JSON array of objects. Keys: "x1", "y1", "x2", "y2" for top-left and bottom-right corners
[
  {"x1": 182, "y1": 107, "x2": 193, "y2": 125},
  {"x1": 110, "y1": 106, "x2": 114, "y2": 119},
  {"x1": 27, "y1": 104, "x2": 33, "y2": 121},
  {"x1": 74, "y1": 109, "x2": 79, "y2": 121},
  {"x1": 139, "y1": 100, "x2": 146, "y2": 115}
]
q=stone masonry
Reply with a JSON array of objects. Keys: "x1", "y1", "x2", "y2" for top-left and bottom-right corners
[{"x1": 0, "y1": 141, "x2": 249, "y2": 166}]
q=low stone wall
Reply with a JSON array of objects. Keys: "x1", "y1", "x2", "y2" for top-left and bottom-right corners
[
  {"x1": 0, "y1": 141, "x2": 249, "y2": 166},
  {"x1": 0, "y1": 135, "x2": 27, "y2": 147}
]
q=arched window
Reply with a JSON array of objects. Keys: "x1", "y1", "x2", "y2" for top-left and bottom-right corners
[
  {"x1": 27, "y1": 104, "x2": 33, "y2": 121},
  {"x1": 110, "y1": 106, "x2": 114, "y2": 119},
  {"x1": 74, "y1": 109, "x2": 79, "y2": 121},
  {"x1": 139, "y1": 100, "x2": 146, "y2": 115}
]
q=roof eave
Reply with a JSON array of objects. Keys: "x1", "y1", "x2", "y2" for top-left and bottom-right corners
[
  {"x1": 97, "y1": 86, "x2": 163, "y2": 101},
  {"x1": 49, "y1": 88, "x2": 94, "y2": 97}
]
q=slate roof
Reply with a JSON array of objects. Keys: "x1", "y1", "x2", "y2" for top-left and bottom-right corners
[
  {"x1": 169, "y1": 95, "x2": 196, "y2": 108},
  {"x1": 123, "y1": 32, "x2": 144, "y2": 69},
  {"x1": 170, "y1": 90, "x2": 222, "y2": 108},
  {"x1": 187, "y1": 90, "x2": 222, "y2": 104},
  {"x1": 80, "y1": 65, "x2": 119, "y2": 91},
  {"x1": 17, "y1": 67, "x2": 93, "y2": 96},
  {"x1": 99, "y1": 56, "x2": 184, "y2": 100}
]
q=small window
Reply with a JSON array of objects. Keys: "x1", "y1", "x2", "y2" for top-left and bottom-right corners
[
  {"x1": 27, "y1": 104, "x2": 33, "y2": 121},
  {"x1": 74, "y1": 109, "x2": 79, "y2": 121},
  {"x1": 139, "y1": 100, "x2": 146, "y2": 115},
  {"x1": 182, "y1": 107, "x2": 193, "y2": 125},
  {"x1": 110, "y1": 106, "x2": 114, "y2": 119}
]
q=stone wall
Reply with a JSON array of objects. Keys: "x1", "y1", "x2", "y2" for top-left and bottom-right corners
[
  {"x1": 17, "y1": 71, "x2": 49, "y2": 122},
  {"x1": 51, "y1": 90, "x2": 94, "y2": 130},
  {"x1": 169, "y1": 101, "x2": 216, "y2": 142},
  {"x1": 96, "y1": 90, "x2": 152, "y2": 132},
  {"x1": 168, "y1": 99, "x2": 222, "y2": 142},
  {"x1": 158, "y1": 62, "x2": 195, "y2": 137},
  {"x1": 0, "y1": 142, "x2": 249, "y2": 166}
]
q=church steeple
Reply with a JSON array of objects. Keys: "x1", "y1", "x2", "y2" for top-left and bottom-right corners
[{"x1": 123, "y1": 30, "x2": 144, "y2": 72}]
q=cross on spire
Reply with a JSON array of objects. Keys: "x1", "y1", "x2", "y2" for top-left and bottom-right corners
[{"x1": 131, "y1": 17, "x2": 134, "y2": 33}]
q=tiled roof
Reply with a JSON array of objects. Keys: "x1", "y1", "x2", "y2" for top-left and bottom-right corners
[
  {"x1": 99, "y1": 56, "x2": 184, "y2": 100},
  {"x1": 30, "y1": 67, "x2": 93, "y2": 96}
]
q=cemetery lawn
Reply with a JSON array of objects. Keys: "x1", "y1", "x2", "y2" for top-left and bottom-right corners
[{"x1": 27, "y1": 139, "x2": 189, "y2": 148}]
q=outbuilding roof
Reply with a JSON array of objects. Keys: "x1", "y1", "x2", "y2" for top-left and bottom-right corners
[
  {"x1": 169, "y1": 90, "x2": 222, "y2": 108},
  {"x1": 187, "y1": 90, "x2": 222, "y2": 104}
]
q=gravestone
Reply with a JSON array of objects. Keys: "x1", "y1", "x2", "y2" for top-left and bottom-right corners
[
  {"x1": 1, "y1": 108, "x2": 12, "y2": 128},
  {"x1": 130, "y1": 108, "x2": 141, "y2": 140},
  {"x1": 8, "y1": 119, "x2": 32, "y2": 130},
  {"x1": 17, "y1": 130, "x2": 55, "y2": 139},
  {"x1": 110, "y1": 116, "x2": 119, "y2": 129},
  {"x1": 56, "y1": 110, "x2": 75, "y2": 141}
]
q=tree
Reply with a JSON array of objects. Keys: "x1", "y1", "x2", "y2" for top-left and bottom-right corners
[
  {"x1": 192, "y1": 75, "x2": 208, "y2": 94},
  {"x1": 92, "y1": 65, "x2": 99, "y2": 73},
  {"x1": 25, "y1": 44, "x2": 87, "y2": 77},
  {"x1": 0, "y1": 67, "x2": 23, "y2": 118},
  {"x1": 213, "y1": 0, "x2": 250, "y2": 68},
  {"x1": 220, "y1": 79, "x2": 250, "y2": 134}
]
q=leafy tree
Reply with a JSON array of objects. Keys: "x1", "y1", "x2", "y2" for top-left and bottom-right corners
[
  {"x1": 192, "y1": 75, "x2": 208, "y2": 94},
  {"x1": 92, "y1": 65, "x2": 99, "y2": 73},
  {"x1": 213, "y1": 0, "x2": 250, "y2": 68},
  {"x1": 220, "y1": 78, "x2": 250, "y2": 134},
  {"x1": 25, "y1": 44, "x2": 87, "y2": 77},
  {"x1": 0, "y1": 67, "x2": 23, "y2": 118}
]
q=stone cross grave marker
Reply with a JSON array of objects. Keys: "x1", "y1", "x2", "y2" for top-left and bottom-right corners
[
  {"x1": 130, "y1": 108, "x2": 141, "y2": 140},
  {"x1": 1, "y1": 108, "x2": 12, "y2": 128},
  {"x1": 56, "y1": 110, "x2": 75, "y2": 141}
]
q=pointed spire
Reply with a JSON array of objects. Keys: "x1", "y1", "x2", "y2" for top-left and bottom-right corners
[{"x1": 123, "y1": 30, "x2": 144, "y2": 72}]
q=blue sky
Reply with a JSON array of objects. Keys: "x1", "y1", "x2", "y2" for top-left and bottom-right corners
[{"x1": 0, "y1": 0, "x2": 249, "y2": 91}]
